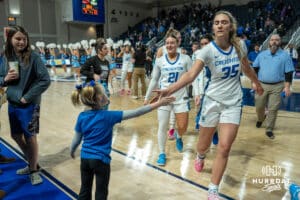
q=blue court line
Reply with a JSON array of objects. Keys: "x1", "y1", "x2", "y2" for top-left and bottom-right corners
[
  {"x1": 112, "y1": 148, "x2": 235, "y2": 200},
  {"x1": 0, "y1": 137, "x2": 78, "y2": 199}
]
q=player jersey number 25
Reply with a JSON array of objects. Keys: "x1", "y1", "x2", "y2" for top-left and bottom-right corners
[{"x1": 221, "y1": 64, "x2": 239, "y2": 79}]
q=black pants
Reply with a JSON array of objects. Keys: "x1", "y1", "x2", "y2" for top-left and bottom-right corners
[
  {"x1": 79, "y1": 158, "x2": 110, "y2": 200},
  {"x1": 145, "y1": 62, "x2": 153, "y2": 77}
]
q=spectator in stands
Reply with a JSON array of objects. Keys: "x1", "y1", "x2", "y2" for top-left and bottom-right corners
[
  {"x1": 248, "y1": 43, "x2": 260, "y2": 66},
  {"x1": 244, "y1": 23, "x2": 252, "y2": 37}
]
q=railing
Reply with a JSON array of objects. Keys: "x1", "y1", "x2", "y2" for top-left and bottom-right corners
[
  {"x1": 284, "y1": 27, "x2": 300, "y2": 49},
  {"x1": 146, "y1": 36, "x2": 157, "y2": 48}
]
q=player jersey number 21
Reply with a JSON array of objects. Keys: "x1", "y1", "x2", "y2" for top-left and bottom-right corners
[{"x1": 168, "y1": 72, "x2": 179, "y2": 83}]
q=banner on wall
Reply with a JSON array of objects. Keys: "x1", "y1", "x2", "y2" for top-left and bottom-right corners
[{"x1": 72, "y1": 0, "x2": 105, "y2": 24}]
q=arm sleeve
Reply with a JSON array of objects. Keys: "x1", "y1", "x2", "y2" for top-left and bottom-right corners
[
  {"x1": 70, "y1": 131, "x2": 83, "y2": 154},
  {"x1": 192, "y1": 77, "x2": 200, "y2": 96},
  {"x1": 285, "y1": 71, "x2": 293, "y2": 83},
  {"x1": 193, "y1": 70, "x2": 205, "y2": 96},
  {"x1": 144, "y1": 60, "x2": 161, "y2": 100},
  {"x1": 122, "y1": 105, "x2": 152, "y2": 120}
]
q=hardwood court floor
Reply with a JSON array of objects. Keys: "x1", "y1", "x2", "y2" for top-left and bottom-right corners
[{"x1": 0, "y1": 79, "x2": 299, "y2": 200}]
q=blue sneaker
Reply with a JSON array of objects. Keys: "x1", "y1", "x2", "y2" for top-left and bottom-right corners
[
  {"x1": 290, "y1": 183, "x2": 300, "y2": 200},
  {"x1": 176, "y1": 137, "x2": 183, "y2": 152},
  {"x1": 195, "y1": 123, "x2": 199, "y2": 130},
  {"x1": 157, "y1": 153, "x2": 166, "y2": 166},
  {"x1": 212, "y1": 132, "x2": 219, "y2": 145}
]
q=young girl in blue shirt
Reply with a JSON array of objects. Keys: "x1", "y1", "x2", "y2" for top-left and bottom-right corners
[{"x1": 70, "y1": 80, "x2": 174, "y2": 200}]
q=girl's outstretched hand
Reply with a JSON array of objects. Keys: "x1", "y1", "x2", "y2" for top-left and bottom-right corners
[
  {"x1": 157, "y1": 96, "x2": 176, "y2": 106},
  {"x1": 152, "y1": 88, "x2": 170, "y2": 98}
]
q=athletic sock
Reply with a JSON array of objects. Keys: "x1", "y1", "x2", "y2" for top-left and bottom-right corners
[
  {"x1": 208, "y1": 182, "x2": 219, "y2": 192},
  {"x1": 197, "y1": 153, "x2": 206, "y2": 160}
]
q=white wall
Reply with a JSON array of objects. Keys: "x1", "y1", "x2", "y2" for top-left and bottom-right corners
[{"x1": 105, "y1": 0, "x2": 152, "y2": 38}]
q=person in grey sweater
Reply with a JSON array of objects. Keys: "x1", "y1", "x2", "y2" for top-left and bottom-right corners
[{"x1": 0, "y1": 25, "x2": 50, "y2": 185}]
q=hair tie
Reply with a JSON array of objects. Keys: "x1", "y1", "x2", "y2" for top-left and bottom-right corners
[
  {"x1": 75, "y1": 84, "x2": 82, "y2": 90},
  {"x1": 89, "y1": 80, "x2": 95, "y2": 87}
]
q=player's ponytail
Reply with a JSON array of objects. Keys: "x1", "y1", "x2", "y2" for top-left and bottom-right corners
[{"x1": 71, "y1": 81, "x2": 109, "y2": 109}]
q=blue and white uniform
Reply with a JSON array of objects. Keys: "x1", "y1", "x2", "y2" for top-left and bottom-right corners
[
  {"x1": 122, "y1": 53, "x2": 133, "y2": 72},
  {"x1": 146, "y1": 53, "x2": 192, "y2": 112},
  {"x1": 39, "y1": 52, "x2": 47, "y2": 65},
  {"x1": 195, "y1": 40, "x2": 247, "y2": 126},
  {"x1": 72, "y1": 55, "x2": 80, "y2": 68},
  {"x1": 60, "y1": 53, "x2": 68, "y2": 65},
  {"x1": 49, "y1": 55, "x2": 55, "y2": 67}
]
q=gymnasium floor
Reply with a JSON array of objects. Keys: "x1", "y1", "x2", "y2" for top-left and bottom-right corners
[{"x1": 0, "y1": 75, "x2": 299, "y2": 200}]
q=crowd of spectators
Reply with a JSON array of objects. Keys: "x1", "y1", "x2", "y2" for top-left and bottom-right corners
[{"x1": 119, "y1": 0, "x2": 298, "y2": 55}]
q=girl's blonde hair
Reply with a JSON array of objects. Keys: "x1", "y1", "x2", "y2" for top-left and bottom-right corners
[
  {"x1": 165, "y1": 28, "x2": 179, "y2": 43},
  {"x1": 71, "y1": 81, "x2": 108, "y2": 109},
  {"x1": 213, "y1": 10, "x2": 244, "y2": 60}
]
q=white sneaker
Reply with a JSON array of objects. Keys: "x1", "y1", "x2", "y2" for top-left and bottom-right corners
[
  {"x1": 30, "y1": 171, "x2": 43, "y2": 185},
  {"x1": 16, "y1": 166, "x2": 30, "y2": 175},
  {"x1": 208, "y1": 190, "x2": 220, "y2": 200}
]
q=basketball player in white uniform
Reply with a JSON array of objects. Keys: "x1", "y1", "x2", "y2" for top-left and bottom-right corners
[
  {"x1": 144, "y1": 31, "x2": 192, "y2": 166},
  {"x1": 156, "y1": 28, "x2": 182, "y2": 140},
  {"x1": 155, "y1": 11, "x2": 263, "y2": 199},
  {"x1": 117, "y1": 45, "x2": 134, "y2": 95}
]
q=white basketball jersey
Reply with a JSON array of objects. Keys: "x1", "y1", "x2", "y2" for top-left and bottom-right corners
[
  {"x1": 122, "y1": 52, "x2": 132, "y2": 70},
  {"x1": 195, "y1": 40, "x2": 247, "y2": 106},
  {"x1": 155, "y1": 53, "x2": 192, "y2": 104}
]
